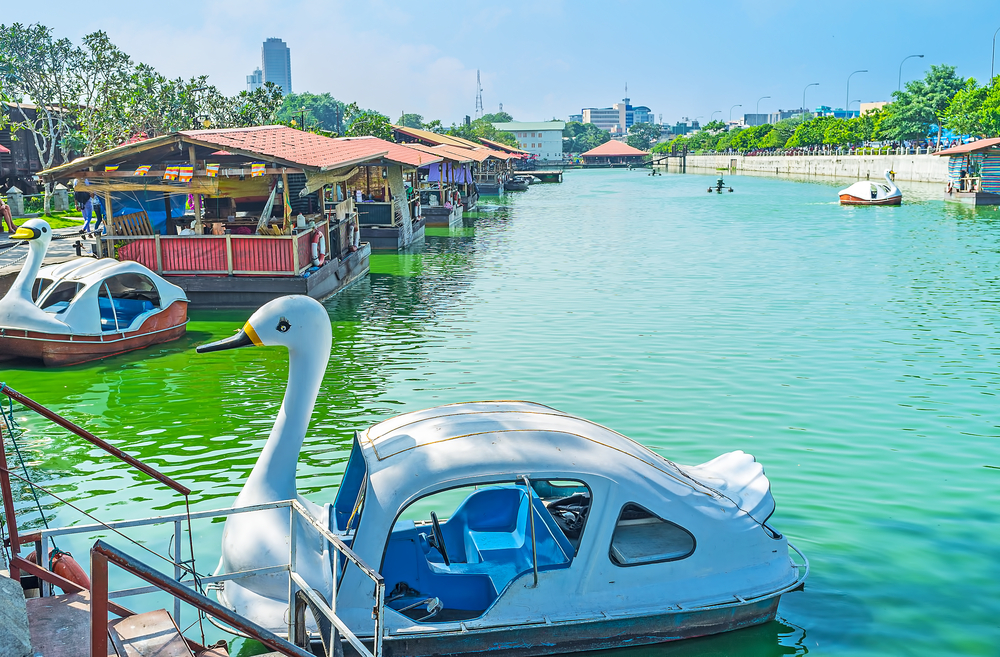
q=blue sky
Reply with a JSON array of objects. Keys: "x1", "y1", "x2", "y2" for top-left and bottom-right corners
[{"x1": 6, "y1": 0, "x2": 999, "y2": 126}]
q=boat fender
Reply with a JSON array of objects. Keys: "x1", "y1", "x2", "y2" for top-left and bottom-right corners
[
  {"x1": 27, "y1": 548, "x2": 92, "y2": 591},
  {"x1": 311, "y1": 228, "x2": 326, "y2": 266}
]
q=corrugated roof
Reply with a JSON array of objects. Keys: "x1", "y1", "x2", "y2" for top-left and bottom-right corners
[
  {"x1": 404, "y1": 143, "x2": 474, "y2": 163},
  {"x1": 933, "y1": 138, "x2": 1000, "y2": 156},
  {"x1": 335, "y1": 136, "x2": 442, "y2": 168},
  {"x1": 581, "y1": 140, "x2": 648, "y2": 157},
  {"x1": 179, "y1": 126, "x2": 387, "y2": 171},
  {"x1": 391, "y1": 125, "x2": 481, "y2": 149},
  {"x1": 479, "y1": 138, "x2": 529, "y2": 155}
]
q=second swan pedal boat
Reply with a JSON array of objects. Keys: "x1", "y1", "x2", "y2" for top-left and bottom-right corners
[
  {"x1": 839, "y1": 169, "x2": 902, "y2": 205},
  {"x1": 198, "y1": 295, "x2": 808, "y2": 656},
  {"x1": 0, "y1": 219, "x2": 188, "y2": 366}
]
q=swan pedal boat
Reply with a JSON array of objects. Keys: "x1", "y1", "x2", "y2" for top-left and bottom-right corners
[
  {"x1": 0, "y1": 219, "x2": 188, "y2": 366},
  {"x1": 838, "y1": 169, "x2": 902, "y2": 205},
  {"x1": 198, "y1": 296, "x2": 808, "y2": 656}
]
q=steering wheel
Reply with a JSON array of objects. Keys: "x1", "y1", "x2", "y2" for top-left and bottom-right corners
[{"x1": 429, "y1": 511, "x2": 450, "y2": 566}]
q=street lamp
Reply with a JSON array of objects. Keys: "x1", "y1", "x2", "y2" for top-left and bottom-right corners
[
  {"x1": 898, "y1": 54, "x2": 924, "y2": 91},
  {"x1": 802, "y1": 83, "x2": 819, "y2": 118},
  {"x1": 847, "y1": 70, "x2": 867, "y2": 112},
  {"x1": 756, "y1": 96, "x2": 771, "y2": 125},
  {"x1": 729, "y1": 104, "x2": 742, "y2": 122},
  {"x1": 711, "y1": 110, "x2": 721, "y2": 121}
]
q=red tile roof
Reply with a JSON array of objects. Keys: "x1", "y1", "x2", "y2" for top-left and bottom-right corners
[
  {"x1": 581, "y1": 140, "x2": 648, "y2": 157},
  {"x1": 391, "y1": 125, "x2": 481, "y2": 149},
  {"x1": 933, "y1": 138, "x2": 1000, "y2": 156},
  {"x1": 179, "y1": 125, "x2": 388, "y2": 171},
  {"x1": 335, "y1": 136, "x2": 442, "y2": 168},
  {"x1": 0, "y1": 144, "x2": 9, "y2": 154},
  {"x1": 405, "y1": 143, "x2": 474, "y2": 163}
]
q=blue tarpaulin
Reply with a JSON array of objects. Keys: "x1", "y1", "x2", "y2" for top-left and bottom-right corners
[{"x1": 108, "y1": 190, "x2": 188, "y2": 234}]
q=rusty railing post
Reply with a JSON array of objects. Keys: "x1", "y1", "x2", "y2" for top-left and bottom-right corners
[
  {"x1": 0, "y1": 426, "x2": 21, "y2": 581},
  {"x1": 91, "y1": 549, "x2": 109, "y2": 657}
]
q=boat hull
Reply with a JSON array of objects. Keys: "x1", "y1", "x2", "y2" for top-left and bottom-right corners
[
  {"x1": 0, "y1": 299, "x2": 187, "y2": 366},
  {"x1": 839, "y1": 194, "x2": 901, "y2": 205},
  {"x1": 372, "y1": 596, "x2": 781, "y2": 657}
]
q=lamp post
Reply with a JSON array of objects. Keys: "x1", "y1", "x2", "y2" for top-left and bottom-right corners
[
  {"x1": 993, "y1": 27, "x2": 1000, "y2": 82},
  {"x1": 756, "y1": 96, "x2": 771, "y2": 125},
  {"x1": 802, "y1": 83, "x2": 819, "y2": 118},
  {"x1": 847, "y1": 70, "x2": 867, "y2": 113},
  {"x1": 711, "y1": 110, "x2": 721, "y2": 122},
  {"x1": 897, "y1": 54, "x2": 924, "y2": 91},
  {"x1": 729, "y1": 104, "x2": 742, "y2": 123}
]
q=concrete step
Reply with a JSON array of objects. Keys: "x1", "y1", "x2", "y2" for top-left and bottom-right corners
[{"x1": 108, "y1": 609, "x2": 195, "y2": 657}]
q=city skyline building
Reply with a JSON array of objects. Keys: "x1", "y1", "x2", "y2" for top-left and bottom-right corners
[
  {"x1": 580, "y1": 97, "x2": 654, "y2": 135},
  {"x1": 246, "y1": 67, "x2": 263, "y2": 92},
  {"x1": 261, "y1": 37, "x2": 292, "y2": 94}
]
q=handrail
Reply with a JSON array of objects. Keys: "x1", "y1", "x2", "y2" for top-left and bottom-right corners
[
  {"x1": 0, "y1": 384, "x2": 190, "y2": 496},
  {"x1": 91, "y1": 540, "x2": 313, "y2": 657}
]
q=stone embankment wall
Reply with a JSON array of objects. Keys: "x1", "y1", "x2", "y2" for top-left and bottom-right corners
[{"x1": 674, "y1": 154, "x2": 948, "y2": 184}]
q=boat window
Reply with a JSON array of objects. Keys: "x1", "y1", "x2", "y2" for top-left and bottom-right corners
[
  {"x1": 380, "y1": 478, "x2": 586, "y2": 623},
  {"x1": 104, "y1": 273, "x2": 161, "y2": 307},
  {"x1": 31, "y1": 278, "x2": 54, "y2": 302},
  {"x1": 333, "y1": 435, "x2": 368, "y2": 533},
  {"x1": 609, "y1": 503, "x2": 695, "y2": 566},
  {"x1": 39, "y1": 282, "x2": 82, "y2": 311}
]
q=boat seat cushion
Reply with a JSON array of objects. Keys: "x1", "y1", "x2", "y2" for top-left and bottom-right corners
[{"x1": 99, "y1": 297, "x2": 155, "y2": 331}]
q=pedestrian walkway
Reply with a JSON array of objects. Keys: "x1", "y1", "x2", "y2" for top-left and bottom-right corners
[{"x1": 0, "y1": 227, "x2": 94, "y2": 295}]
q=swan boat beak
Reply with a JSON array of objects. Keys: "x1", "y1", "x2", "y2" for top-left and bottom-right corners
[
  {"x1": 197, "y1": 321, "x2": 263, "y2": 353},
  {"x1": 10, "y1": 226, "x2": 40, "y2": 240}
]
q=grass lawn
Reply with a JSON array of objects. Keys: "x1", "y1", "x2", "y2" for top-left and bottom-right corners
[{"x1": 42, "y1": 211, "x2": 85, "y2": 229}]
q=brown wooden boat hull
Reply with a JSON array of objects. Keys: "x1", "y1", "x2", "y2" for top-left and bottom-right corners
[
  {"x1": 839, "y1": 194, "x2": 902, "y2": 206},
  {"x1": 0, "y1": 300, "x2": 188, "y2": 366}
]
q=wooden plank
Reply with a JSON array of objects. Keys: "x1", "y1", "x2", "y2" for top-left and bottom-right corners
[
  {"x1": 108, "y1": 609, "x2": 195, "y2": 657},
  {"x1": 80, "y1": 180, "x2": 220, "y2": 194},
  {"x1": 76, "y1": 167, "x2": 303, "y2": 178}
]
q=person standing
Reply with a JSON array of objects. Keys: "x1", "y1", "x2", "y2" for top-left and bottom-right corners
[{"x1": 91, "y1": 193, "x2": 105, "y2": 234}]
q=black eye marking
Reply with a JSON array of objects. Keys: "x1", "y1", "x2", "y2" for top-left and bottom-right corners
[
  {"x1": 41, "y1": 226, "x2": 48, "y2": 233},
  {"x1": 277, "y1": 317, "x2": 291, "y2": 332}
]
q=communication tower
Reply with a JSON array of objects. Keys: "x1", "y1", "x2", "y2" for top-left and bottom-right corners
[{"x1": 475, "y1": 70, "x2": 484, "y2": 119}]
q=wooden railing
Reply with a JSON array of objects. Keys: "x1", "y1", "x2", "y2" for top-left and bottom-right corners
[{"x1": 100, "y1": 219, "x2": 330, "y2": 277}]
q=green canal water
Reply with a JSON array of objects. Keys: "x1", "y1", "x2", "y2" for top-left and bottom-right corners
[{"x1": 3, "y1": 169, "x2": 999, "y2": 655}]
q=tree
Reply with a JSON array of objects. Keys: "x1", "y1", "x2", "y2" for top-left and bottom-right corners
[
  {"x1": 277, "y1": 92, "x2": 348, "y2": 133},
  {"x1": 944, "y1": 78, "x2": 987, "y2": 138},
  {"x1": 346, "y1": 109, "x2": 392, "y2": 140},
  {"x1": 702, "y1": 119, "x2": 726, "y2": 132},
  {"x1": 0, "y1": 22, "x2": 81, "y2": 212},
  {"x1": 219, "y1": 83, "x2": 284, "y2": 128},
  {"x1": 880, "y1": 64, "x2": 964, "y2": 146},
  {"x1": 397, "y1": 113, "x2": 423, "y2": 128},
  {"x1": 72, "y1": 30, "x2": 133, "y2": 155},
  {"x1": 822, "y1": 118, "x2": 860, "y2": 146},
  {"x1": 563, "y1": 121, "x2": 610, "y2": 153},
  {"x1": 982, "y1": 77, "x2": 1000, "y2": 137},
  {"x1": 423, "y1": 119, "x2": 445, "y2": 133},
  {"x1": 626, "y1": 122, "x2": 660, "y2": 150},
  {"x1": 446, "y1": 117, "x2": 517, "y2": 146},
  {"x1": 481, "y1": 111, "x2": 513, "y2": 123}
]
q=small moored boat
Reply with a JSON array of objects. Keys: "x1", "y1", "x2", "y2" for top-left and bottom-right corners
[
  {"x1": 504, "y1": 176, "x2": 531, "y2": 191},
  {"x1": 839, "y1": 169, "x2": 902, "y2": 205},
  {"x1": 0, "y1": 219, "x2": 188, "y2": 366},
  {"x1": 198, "y1": 296, "x2": 809, "y2": 656}
]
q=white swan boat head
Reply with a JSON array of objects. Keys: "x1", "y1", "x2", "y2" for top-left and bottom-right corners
[
  {"x1": 0, "y1": 219, "x2": 189, "y2": 366},
  {"x1": 199, "y1": 295, "x2": 808, "y2": 655},
  {"x1": 839, "y1": 169, "x2": 902, "y2": 205}
]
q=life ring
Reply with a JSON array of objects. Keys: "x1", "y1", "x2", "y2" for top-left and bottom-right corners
[
  {"x1": 27, "y1": 548, "x2": 92, "y2": 592},
  {"x1": 311, "y1": 228, "x2": 326, "y2": 266}
]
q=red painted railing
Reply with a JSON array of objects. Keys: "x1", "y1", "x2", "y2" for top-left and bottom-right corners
[{"x1": 104, "y1": 220, "x2": 330, "y2": 277}]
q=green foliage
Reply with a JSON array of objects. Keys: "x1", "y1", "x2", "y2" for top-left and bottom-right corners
[
  {"x1": 702, "y1": 120, "x2": 726, "y2": 132},
  {"x1": 982, "y1": 78, "x2": 1000, "y2": 137},
  {"x1": 625, "y1": 122, "x2": 660, "y2": 151},
  {"x1": 880, "y1": 64, "x2": 964, "y2": 143},
  {"x1": 396, "y1": 113, "x2": 423, "y2": 129},
  {"x1": 944, "y1": 79, "x2": 988, "y2": 138},
  {"x1": 481, "y1": 111, "x2": 513, "y2": 123},
  {"x1": 278, "y1": 92, "x2": 349, "y2": 133},
  {"x1": 446, "y1": 117, "x2": 516, "y2": 146},
  {"x1": 563, "y1": 121, "x2": 610, "y2": 153},
  {"x1": 786, "y1": 115, "x2": 836, "y2": 147},
  {"x1": 346, "y1": 110, "x2": 392, "y2": 140},
  {"x1": 423, "y1": 119, "x2": 445, "y2": 133}
]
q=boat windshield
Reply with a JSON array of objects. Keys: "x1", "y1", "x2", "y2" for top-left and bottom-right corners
[
  {"x1": 333, "y1": 436, "x2": 368, "y2": 533},
  {"x1": 31, "y1": 278, "x2": 54, "y2": 301},
  {"x1": 38, "y1": 282, "x2": 83, "y2": 313}
]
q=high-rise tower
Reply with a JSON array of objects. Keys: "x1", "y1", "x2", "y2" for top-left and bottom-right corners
[{"x1": 261, "y1": 38, "x2": 292, "y2": 94}]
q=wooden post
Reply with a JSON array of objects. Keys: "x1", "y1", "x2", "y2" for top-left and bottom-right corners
[
  {"x1": 102, "y1": 191, "x2": 113, "y2": 237},
  {"x1": 154, "y1": 234, "x2": 162, "y2": 273},
  {"x1": 189, "y1": 146, "x2": 203, "y2": 233},
  {"x1": 225, "y1": 234, "x2": 233, "y2": 275}
]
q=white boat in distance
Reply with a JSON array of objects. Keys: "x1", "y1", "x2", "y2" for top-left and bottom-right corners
[
  {"x1": 839, "y1": 169, "x2": 902, "y2": 205},
  {"x1": 197, "y1": 295, "x2": 808, "y2": 656}
]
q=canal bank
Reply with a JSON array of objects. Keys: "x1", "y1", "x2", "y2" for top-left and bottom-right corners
[{"x1": 665, "y1": 153, "x2": 948, "y2": 184}]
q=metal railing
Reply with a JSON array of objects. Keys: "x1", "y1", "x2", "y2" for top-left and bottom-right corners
[
  {"x1": 37, "y1": 499, "x2": 385, "y2": 657},
  {"x1": 97, "y1": 220, "x2": 330, "y2": 277}
]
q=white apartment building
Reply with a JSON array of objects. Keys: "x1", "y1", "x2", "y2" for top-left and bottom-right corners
[{"x1": 491, "y1": 121, "x2": 566, "y2": 162}]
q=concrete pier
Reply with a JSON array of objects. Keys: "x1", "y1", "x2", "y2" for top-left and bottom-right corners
[{"x1": 662, "y1": 153, "x2": 947, "y2": 184}]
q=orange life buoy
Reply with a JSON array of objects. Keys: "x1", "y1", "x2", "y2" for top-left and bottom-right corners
[
  {"x1": 311, "y1": 228, "x2": 326, "y2": 266},
  {"x1": 27, "y1": 548, "x2": 92, "y2": 592}
]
